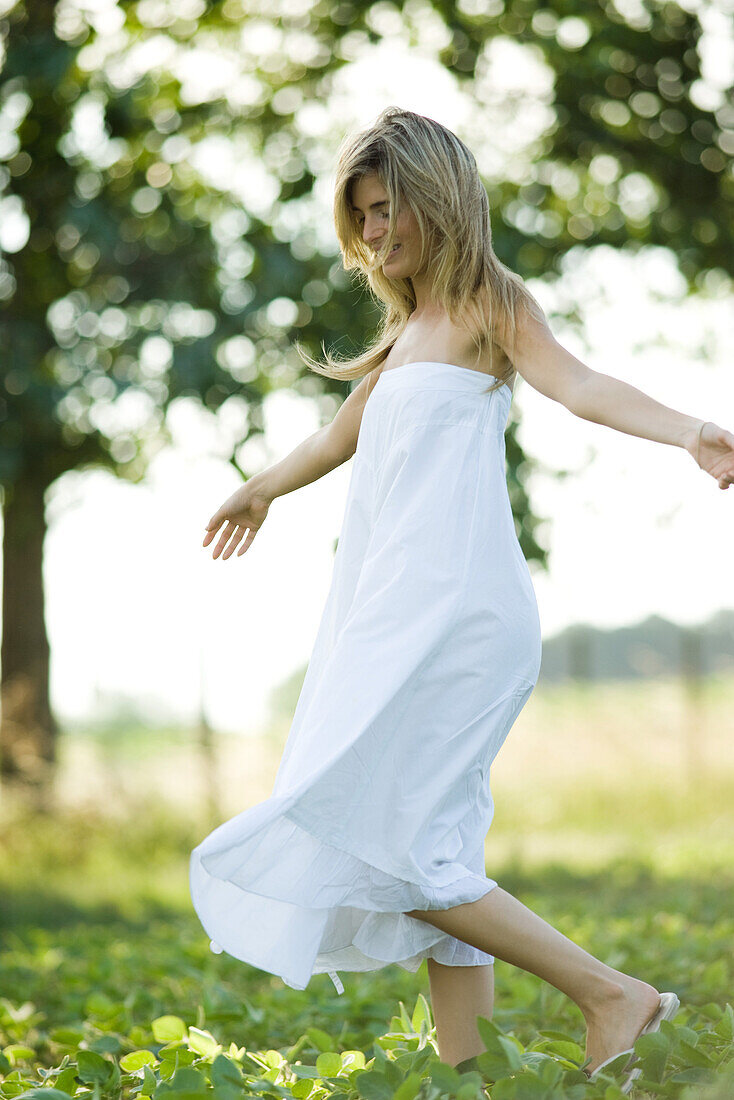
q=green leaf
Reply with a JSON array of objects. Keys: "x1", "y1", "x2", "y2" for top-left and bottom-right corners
[
  {"x1": 455, "y1": 1055, "x2": 480, "y2": 1075},
  {"x1": 152, "y1": 1018, "x2": 188, "y2": 1044},
  {"x1": 342, "y1": 1051, "x2": 367, "y2": 1072},
  {"x1": 476, "y1": 1015, "x2": 505, "y2": 1048},
  {"x1": 290, "y1": 1081, "x2": 313, "y2": 1099},
  {"x1": 430, "y1": 1064, "x2": 461, "y2": 1092},
  {"x1": 537, "y1": 1039, "x2": 583, "y2": 1063},
  {"x1": 187, "y1": 1028, "x2": 220, "y2": 1059},
  {"x1": 496, "y1": 1035, "x2": 523, "y2": 1072},
  {"x1": 76, "y1": 1051, "x2": 113, "y2": 1086},
  {"x1": 54, "y1": 1068, "x2": 79, "y2": 1095},
  {"x1": 714, "y1": 1004, "x2": 734, "y2": 1042},
  {"x1": 456, "y1": 1083, "x2": 481, "y2": 1100},
  {"x1": 16, "y1": 1091, "x2": 75, "y2": 1100},
  {"x1": 89, "y1": 1037, "x2": 121, "y2": 1056},
  {"x1": 393, "y1": 1072, "x2": 424, "y2": 1100},
  {"x1": 474, "y1": 1049, "x2": 510, "y2": 1081},
  {"x1": 120, "y1": 1051, "x2": 157, "y2": 1072},
  {"x1": 155, "y1": 1067, "x2": 212, "y2": 1100},
  {"x1": 142, "y1": 1065, "x2": 158, "y2": 1094},
  {"x1": 107, "y1": 1060, "x2": 121, "y2": 1092},
  {"x1": 159, "y1": 1048, "x2": 196, "y2": 1068},
  {"x1": 4, "y1": 1047, "x2": 36, "y2": 1063},
  {"x1": 489, "y1": 1076, "x2": 544, "y2": 1099},
  {"x1": 676, "y1": 1039, "x2": 714, "y2": 1067},
  {"x1": 410, "y1": 994, "x2": 431, "y2": 1035},
  {"x1": 536, "y1": 1059, "x2": 564, "y2": 1087},
  {"x1": 160, "y1": 1068, "x2": 208, "y2": 1093},
  {"x1": 674, "y1": 1025, "x2": 700, "y2": 1046},
  {"x1": 637, "y1": 1030, "x2": 673, "y2": 1057},
  {"x1": 211, "y1": 1087, "x2": 241, "y2": 1100},
  {"x1": 261, "y1": 1050, "x2": 284, "y2": 1069},
  {"x1": 315, "y1": 1053, "x2": 342, "y2": 1078},
  {"x1": 210, "y1": 1055, "x2": 242, "y2": 1089},
  {"x1": 537, "y1": 1030, "x2": 577, "y2": 1043},
  {"x1": 382, "y1": 1059, "x2": 403, "y2": 1087},
  {"x1": 635, "y1": 1030, "x2": 670, "y2": 1082},
  {"x1": 354, "y1": 1069, "x2": 393, "y2": 1100},
  {"x1": 152, "y1": 1091, "x2": 211, "y2": 1100}
]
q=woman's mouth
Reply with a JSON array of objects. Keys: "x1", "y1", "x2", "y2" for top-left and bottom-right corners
[{"x1": 385, "y1": 244, "x2": 401, "y2": 259}]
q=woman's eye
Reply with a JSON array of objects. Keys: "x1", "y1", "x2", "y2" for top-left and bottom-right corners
[{"x1": 354, "y1": 206, "x2": 388, "y2": 227}]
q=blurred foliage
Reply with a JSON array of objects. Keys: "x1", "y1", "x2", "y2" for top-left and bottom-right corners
[
  {"x1": 1, "y1": 0, "x2": 730, "y2": 524},
  {"x1": 433, "y1": 0, "x2": 733, "y2": 281}
]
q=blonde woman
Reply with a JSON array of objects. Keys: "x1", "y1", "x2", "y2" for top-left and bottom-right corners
[{"x1": 190, "y1": 107, "x2": 733, "y2": 1092}]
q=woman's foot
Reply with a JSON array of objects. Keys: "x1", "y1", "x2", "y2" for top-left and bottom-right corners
[{"x1": 582, "y1": 977, "x2": 662, "y2": 1076}]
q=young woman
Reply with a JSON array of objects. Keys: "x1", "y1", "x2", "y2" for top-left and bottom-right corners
[{"x1": 190, "y1": 107, "x2": 734, "y2": 1092}]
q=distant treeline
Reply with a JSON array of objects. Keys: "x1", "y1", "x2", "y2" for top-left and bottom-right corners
[{"x1": 539, "y1": 609, "x2": 734, "y2": 683}]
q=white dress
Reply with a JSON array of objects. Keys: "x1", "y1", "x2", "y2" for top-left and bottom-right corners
[{"x1": 189, "y1": 361, "x2": 542, "y2": 995}]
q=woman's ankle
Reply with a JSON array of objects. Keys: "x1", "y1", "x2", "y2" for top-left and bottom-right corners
[{"x1": 577, "y1": 975, "x2": 628, "y2": 1021}]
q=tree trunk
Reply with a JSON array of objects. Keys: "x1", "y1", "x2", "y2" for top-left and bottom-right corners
[{"x1": 1, "y1": 473, "x2": 58, "y2": 793}]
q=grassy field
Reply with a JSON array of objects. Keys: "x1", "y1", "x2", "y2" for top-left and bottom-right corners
[{"x1": 1, "y1": 676, "x2": 732, "y2": 1098}]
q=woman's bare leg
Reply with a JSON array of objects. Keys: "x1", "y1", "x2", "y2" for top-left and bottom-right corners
[
  {"x1": 407, "y1": 886, "x2": 661, "y2": 1074},
  {"x1": 426, "y1": 958, "x2": 494, "y2": 1067}
]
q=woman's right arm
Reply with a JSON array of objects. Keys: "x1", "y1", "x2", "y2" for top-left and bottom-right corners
[{"x1": 204, "y1": 368, "x2": 382, "y2": 559}]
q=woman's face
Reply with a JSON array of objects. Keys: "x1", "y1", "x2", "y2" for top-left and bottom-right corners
[{"x1": 349, "y1": 172, "x2": 422, "y2": 277}]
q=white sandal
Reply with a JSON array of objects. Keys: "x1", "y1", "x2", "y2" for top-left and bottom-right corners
[{"x1": 587, "y1": 991, "x2": 680, "y2": 1095}]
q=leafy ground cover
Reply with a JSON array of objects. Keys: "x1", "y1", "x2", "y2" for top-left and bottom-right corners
[
  {"x1": 1, "y1": 803, "x2": 732, "y2": 1100},
  {"x1": 1, "y1": 681, "x2": 733, "y2": 1099}
]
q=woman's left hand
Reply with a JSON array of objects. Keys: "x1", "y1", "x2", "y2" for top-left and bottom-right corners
[{"x1": 686, "y1": 420, "x2": 734, "y2": 489}]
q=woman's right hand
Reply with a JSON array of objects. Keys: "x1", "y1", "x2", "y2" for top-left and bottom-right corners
[{"x1": 203, "y1": 482, "x2": 273, "y2": 559}]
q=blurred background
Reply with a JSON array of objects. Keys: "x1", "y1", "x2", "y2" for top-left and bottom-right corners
[{"x1": 1, "y1": 0, "x2": 733, "y2": 912}]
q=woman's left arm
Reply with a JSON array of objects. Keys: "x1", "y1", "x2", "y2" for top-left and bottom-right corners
[{"x1": 505, "y1": 301, "x2": 734, "y2": 491}]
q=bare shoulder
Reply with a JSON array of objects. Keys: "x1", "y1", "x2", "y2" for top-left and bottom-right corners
[
  {"x1": 465, "y1": 284, "x2": 591, "y2": 406},
  {"x1": 492, "y1": 290, "x2": 592, "y2": 407},
  {"x1": 467, "y1": 283, "x2": 551, "y2": 357}
]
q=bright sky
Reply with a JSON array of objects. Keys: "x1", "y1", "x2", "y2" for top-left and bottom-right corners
[{"x1": 33, "y1": 13, "x2": 734, "y2": 735}]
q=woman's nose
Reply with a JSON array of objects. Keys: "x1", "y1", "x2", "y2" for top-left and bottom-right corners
[{"x1": 363, "y1": 218, "x2": 381, "y2": 245}]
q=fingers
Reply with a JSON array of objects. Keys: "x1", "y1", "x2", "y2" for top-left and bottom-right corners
[
  {"x1": 237, "y1": 529, "x2": 257, "y2": 555},
  {"x1": 214, "y1": 521, "x2": 239, "y2": 559},
  {"x1": 203, "y1": 516, "x2": 221, "y2": 546},
  {"x1": 202, "y1": 515, "x2": 236, "y2": 557},
  {"x1": 221, "y1": 533, "x2": 246, "y2": 559},
  {"x1": 203, "y1": 518, "x2": 258, "y2": 559}
]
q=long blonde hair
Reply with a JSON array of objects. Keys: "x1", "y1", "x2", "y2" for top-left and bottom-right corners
[{"x1": 294, "y1": 106, "x2": 546, "y2": 395}]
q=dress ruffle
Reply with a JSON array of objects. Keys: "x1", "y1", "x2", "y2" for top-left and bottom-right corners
[{"x1": 190, "y1": 805, "x2": 498, "y2": 993}]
